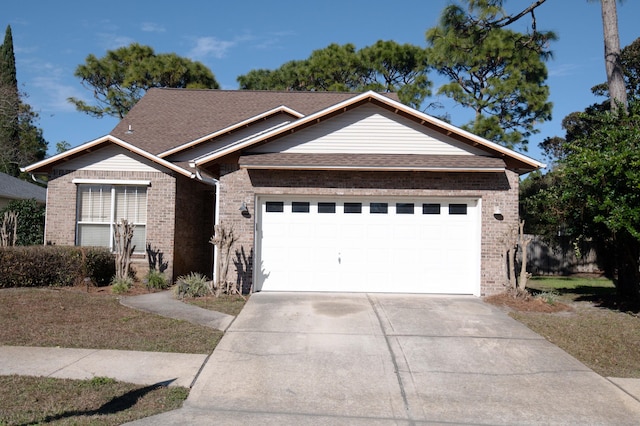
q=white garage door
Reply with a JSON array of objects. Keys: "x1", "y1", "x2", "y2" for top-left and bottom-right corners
[{"x1": 255, "y1": 197, "x2": 480, "y2": 295}]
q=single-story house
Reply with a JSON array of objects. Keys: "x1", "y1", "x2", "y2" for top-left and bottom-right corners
[
  {"x1": 0, "y1": 171, "x2": 47, "y2": 210},
  {"x1": 23, "y1": 88, "x2": 543, "y2": 296}
]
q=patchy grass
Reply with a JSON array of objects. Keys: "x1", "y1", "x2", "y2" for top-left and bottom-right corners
[
  {"x1": 0, "y1": 287, "x2": 221, "y2": 354},
  {"x1": 0, "y1": 285, "x2": 246, "y2": 424},
  {"x1": 182, "y1": 294, "x2": 249, "y2": 316},
  {"x1": 0, "y1": 375, "x2": 188, "y2": 425},
  {"x1": 486, "y1": 276, "x2": 640, "y2": 378}
]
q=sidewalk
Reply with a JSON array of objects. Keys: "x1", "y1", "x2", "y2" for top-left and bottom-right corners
[
  {"x1": 0, "y1": 290, "x2": 234, "y2": 388},
  {"x1": 0, "y1": 345, "x2": 207, "y2": 387}
]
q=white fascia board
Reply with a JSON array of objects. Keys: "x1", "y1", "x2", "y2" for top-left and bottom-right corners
[
  {"x1": 158, "y1": 105, "x2": 305, "y2": 158},
  {"x1": 22, "y1": 134, "x2": 113, "y2": 173},
  {"x1": 22, "y1": 134, "x2": 194, "y2": 179}
]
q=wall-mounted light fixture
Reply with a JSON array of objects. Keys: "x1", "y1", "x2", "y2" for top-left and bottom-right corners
[
  {"x1": 493, "y1": 205, "x2": 503, "y2": 221},
  {"x1": 239, "y1": 201, "x2": 248, "y2": 213}
]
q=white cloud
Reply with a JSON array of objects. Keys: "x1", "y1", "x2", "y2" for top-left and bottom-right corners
[
  {"x1": 188, "y1": 36, "x2": 236, "y2": 59},
  {"x1": 141, "y1": 22, "x2": 165, "y2": 33}
]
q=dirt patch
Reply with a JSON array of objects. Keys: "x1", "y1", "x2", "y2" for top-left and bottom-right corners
[{"x1": 484, "y1": 290, "x2": 573, "y2": 313}]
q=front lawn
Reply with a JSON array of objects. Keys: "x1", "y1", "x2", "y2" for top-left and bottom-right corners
[
  {"x1": 0, "y1": 285, "x2": 244, "y2": 424},
  {"x1": 487, "y1": 276, "x2": 640, "y2": 378}
]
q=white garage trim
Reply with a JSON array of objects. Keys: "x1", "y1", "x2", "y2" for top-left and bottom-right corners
[{"x1": 255, "y1": 196, "x2": 481, "y2": 295}]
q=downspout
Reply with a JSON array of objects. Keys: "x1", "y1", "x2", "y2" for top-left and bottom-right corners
[
  {"x1": 29, "y1": 173, "x2": 48, "y2": 245},
  {"x1": 191, "y1": 165, "x2": 220, "y2": 284}
]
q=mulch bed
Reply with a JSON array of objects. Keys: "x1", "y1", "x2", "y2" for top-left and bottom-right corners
[{"x1": 484, "y1": 290, "x2": 573, "y2": 313}]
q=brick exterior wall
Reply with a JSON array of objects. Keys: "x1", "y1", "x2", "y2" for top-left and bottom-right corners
[
  {"x1": 219, "y1": 167, "x2": 519, "y2": 296},
  {"x1": 46, "y1": 169, "x2": 185, "y2": 281},
  {"x1": 173, "y1": 175, "x2": 215, "y2": 279}
]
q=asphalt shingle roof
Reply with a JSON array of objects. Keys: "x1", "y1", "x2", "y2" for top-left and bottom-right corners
[
  {"x1": 0, "y1": 172, "x2": 46, "y2": 203},
  {"x1": 111, "y1": 88, "x2": 398, "y2": 156},
  {"x1": 238, "y1": 153, "x2": 506, "y2": 171}
]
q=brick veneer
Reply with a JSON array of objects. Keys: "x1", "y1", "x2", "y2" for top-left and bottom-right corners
[
  {"x1": 219, "y1": 167, "x2": 519, "y2": 296},
  {"x1": 47, "y1": 169, "x2": 185, "y2": 281}
]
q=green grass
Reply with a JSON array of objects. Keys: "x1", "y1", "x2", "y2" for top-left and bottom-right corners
[
  {"x1": 0, "y1": 375, "x2": 188, "y2": 425},
  {"x1": 527, "y1": 277, "x2": 616, "y2": 300}
]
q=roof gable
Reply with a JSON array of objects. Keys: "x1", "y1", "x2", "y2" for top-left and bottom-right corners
[
  {"x1": 22, "y1": 135, "x2": 193, "y2": 178},
  {"x1": 248, "y1": 103, "x2": 487, "y2": 156},
  {"x1": 193, "y1": 91, "x2": 544, "y2": 174},
  {"x1": 111, "y1": 88, "x2": 384, "y2": 155}
]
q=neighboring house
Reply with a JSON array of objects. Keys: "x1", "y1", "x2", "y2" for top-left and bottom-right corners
[
  {"x1": 0, "y1": 171, "x2": 47, "y2": 210},
  {"x1": 23, "y1": 88, "x2": 543, "y2": 296}
]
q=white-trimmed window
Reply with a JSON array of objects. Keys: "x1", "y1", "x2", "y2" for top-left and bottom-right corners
[{"x1": 76, "y1": 184, "x2": 147, "y2": 252}]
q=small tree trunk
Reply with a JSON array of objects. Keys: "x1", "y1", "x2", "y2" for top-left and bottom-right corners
[
  {"x1": 209, "y1": 224, "x2": 236, "y2": 296},
  {"x1": 508, "y1": 246, "x2": 517, "y2": 290},
  {"x1": 0, "y1": 211, "x2": 18, "y2": 247},
  {"x1": 517, "y1": 220, "x2": 532, "y2": 291},
  {"x1": 114, "y1": 219, "x2": 135, "y2": 280}
]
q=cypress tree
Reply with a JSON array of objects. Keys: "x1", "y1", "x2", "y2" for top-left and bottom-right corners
[{"x1": 0, "y1": 25, "x2": 20, "y2": 176}]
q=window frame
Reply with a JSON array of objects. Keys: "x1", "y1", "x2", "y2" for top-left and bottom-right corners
[{"x1": 75, "y1": 183, "x2": 148, "y2": 253}]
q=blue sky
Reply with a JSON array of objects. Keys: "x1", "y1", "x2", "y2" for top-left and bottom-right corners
[{"x1": 5, "y1": 0, "x2": 640, "y2": 164}]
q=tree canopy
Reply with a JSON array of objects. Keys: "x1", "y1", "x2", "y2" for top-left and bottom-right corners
[
  {"x1": 69, "y1": 43, "x2": 220, "y2": 119},
  {"x1": 237, "y1": 41, "x2": 431, "y2": 109},
  {"x1": 425, "y1": 0, "x2": 555, "y2": 150}
]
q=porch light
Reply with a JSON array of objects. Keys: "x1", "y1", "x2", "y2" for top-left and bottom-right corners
[{"x1": 239, "y1": 201, "x2": 248, "y2": 213}]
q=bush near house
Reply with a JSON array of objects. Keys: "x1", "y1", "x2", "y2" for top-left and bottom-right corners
[
  {"x1": 0, "y1": 246, "x2": 115, "y2": 288},
  {"x1": 0, "y1": 199, "x2": 45, "y2": 246}
]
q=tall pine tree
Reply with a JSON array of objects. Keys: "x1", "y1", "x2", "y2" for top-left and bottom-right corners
[{"x1": 0, "y1": 25, "x2": 21, "y2": 176}]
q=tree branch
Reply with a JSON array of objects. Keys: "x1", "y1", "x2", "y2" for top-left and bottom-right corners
[{"x1": 493, "y1": 0, "x2": 548, "y2": 28}]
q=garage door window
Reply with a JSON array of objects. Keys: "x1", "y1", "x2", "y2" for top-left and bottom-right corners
[
  {"x1": 266, "y1": 202, "x2": 284, "y2": 212},
  {"x1": 370, "y1": 203, "x2": 388, "y2": 214},
  {"x1": 423, "y1": 203, "x2": 441, "y2": 215},
  {"x1": 292, "y1": 202, "x2": 310, "y2": 213},
  {"x1": 344, "y1": 202, "x2": 362, "y2": 214},
  {"x1": 396, "y1": 203, "x2": 414, "y2": 214},
  {"x1": 318, "y1": 202, "x2": 336, "y2": 213},
  {"x1": 449, "y1": 204, "x2": 468, "y2": 215}
]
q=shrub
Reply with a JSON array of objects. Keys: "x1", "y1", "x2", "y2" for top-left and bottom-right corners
[
  {"x1": 174, "y1": 272, "x2": 210, "y2": 298},
  {"x1": 0, "y1": 199, "x2": 45, "y2": 246},
  {"x1": 145, "y1": 269, "x2": 170, "y2": 290},
  {"x1": 0, "y1": 246, "x2": 115, "y2": 288},
  {"x1": 111, "y1": 276, "x2": 134, "y2": 294}
]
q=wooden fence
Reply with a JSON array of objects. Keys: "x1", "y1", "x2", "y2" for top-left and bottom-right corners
[{"x1": 525, "y1": 235, "x2": 600, "y2": 275}]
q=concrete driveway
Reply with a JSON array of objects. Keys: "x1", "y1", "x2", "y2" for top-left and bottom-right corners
[{"x1": 130, "y1": 293, "x2": 640, "y2": 425}]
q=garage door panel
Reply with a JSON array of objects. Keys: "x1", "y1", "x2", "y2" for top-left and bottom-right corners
[{"x1": 257, "y1": 197, "x2": 480, "y2": 295}]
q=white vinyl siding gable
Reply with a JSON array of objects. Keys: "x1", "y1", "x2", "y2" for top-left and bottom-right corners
[
  {"x1": 168, "y1": 114, "x2": 295, "y2": 162},
  {"x1": 250, "y1": 103, "x2": 487, "y2": 156},
  {"x1": 56, "y1": 145, "x2": 163, "y2": 173}
]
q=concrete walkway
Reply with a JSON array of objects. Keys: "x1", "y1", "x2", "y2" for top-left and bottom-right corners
[
  {"x1": 0, "y1": 345, "x2": 207, "y2": 388},
  {"x1": 120, "y1": 290, "x2": 235, "y2": 331}
]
